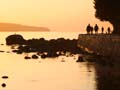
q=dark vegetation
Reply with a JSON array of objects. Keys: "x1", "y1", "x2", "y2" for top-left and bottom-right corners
[
  {"x1": 6, "y1": 34, "x2": 84, "y2": 58},
  {"x1": 94, "y1": 0, "x2": 120, "y2": 35}
]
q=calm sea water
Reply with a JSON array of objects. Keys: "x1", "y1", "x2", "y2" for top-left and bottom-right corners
[{"x1": 0, "y1": 32, "x2": 96, "y2": 90}]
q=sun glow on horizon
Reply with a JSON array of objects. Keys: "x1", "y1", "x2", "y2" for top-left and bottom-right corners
[{"x1": 0, "y1": 0, "x2": 112, "y2": 32}]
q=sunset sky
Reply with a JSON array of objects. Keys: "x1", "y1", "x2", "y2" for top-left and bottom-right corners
[{"x1": 0, "y1": 0, "x2": 112, "y2": 32}]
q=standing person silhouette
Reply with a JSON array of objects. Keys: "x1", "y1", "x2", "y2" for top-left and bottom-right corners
[
  {"x1": 86, "y1": 24, "x2": 91, "y2": 34},
  {"x1": 90, "y1": 26, "x2": 93, "y2": 34},
  {"x1": 94, "y1": 24, "x2": 99, "y2": 34},
  {"x1": 101, "y1": 27, "x2": 104, "y2": 34},
  {"x1": 107, "y1": 27, "x2": 111, "y2": 34}
]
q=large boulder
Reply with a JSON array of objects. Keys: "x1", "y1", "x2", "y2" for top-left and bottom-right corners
[{"x1": 6, "y1": 34, "x2": 25, "y2": 45}]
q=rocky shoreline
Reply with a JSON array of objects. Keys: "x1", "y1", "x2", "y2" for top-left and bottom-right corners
[{"x1": 5, "y1": 34, "x2": 84, "y2": 59}]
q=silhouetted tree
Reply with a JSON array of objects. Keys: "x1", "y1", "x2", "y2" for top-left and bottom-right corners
[{"x1": 94, "y1": 0, "x2": 120, "y2": 35}]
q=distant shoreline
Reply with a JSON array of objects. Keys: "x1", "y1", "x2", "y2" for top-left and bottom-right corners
[
  {"x1": 0, "y1": 22, "x2": 50, "y2": 32},
  {"x1": 0, "y1": 30, "x2": 50, "y2": 32}
]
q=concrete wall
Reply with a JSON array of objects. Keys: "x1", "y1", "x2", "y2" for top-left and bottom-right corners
[{"x1": 78, "y1": 34, "x2": 120, "y2": 60}]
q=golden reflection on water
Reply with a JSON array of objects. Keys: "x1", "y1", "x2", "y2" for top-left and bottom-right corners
[
  {"x1": 0, "y1": 52, "x2": 96, "y2": 90},
  {"x1": 0, "y1": 32, "x2": 96, "y2": 90}
]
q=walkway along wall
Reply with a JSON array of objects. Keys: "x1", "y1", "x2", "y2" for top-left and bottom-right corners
[{"x1": 77, "y1": 34, "x2": 120, "y2": 60}]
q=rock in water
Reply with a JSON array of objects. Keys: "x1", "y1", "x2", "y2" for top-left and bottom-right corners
[
  {"x1": 41, "y1": 54, "x2": 46, "y2": 59},
  {"x1": 1, "y1": 83, "x2": 6, "y2": 87},
  {"x1": 24, "y1": 56, "x2": 31, "y2": 59},
  {"x1": 32, "y1": 54, "x2": 39, "y2": 59},
  {"x1": 6, "y1": 34, "x2": 25, "y2": 45},
  {"x1": 1, "y1": 76, "x2": 8, "y2": 79},
  {"x1": 76, "y1": 56, "x2": 84, "y2": 62}
]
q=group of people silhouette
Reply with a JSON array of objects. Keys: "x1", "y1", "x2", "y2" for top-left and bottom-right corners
[{"x1": 86, "y1": 24, "x2": 111, "y2": 34}]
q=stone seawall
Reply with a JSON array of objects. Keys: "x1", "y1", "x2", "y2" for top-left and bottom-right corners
[{"x1": 78, "y1": 34, "x2": 120, "y2": 60}]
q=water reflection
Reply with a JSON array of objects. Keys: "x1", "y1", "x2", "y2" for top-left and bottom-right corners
[
  {"x1": 95, "y1": 63, "x2": 120, "y2": 90},
  {"x1": 1, "y1": 44, "x2": 120, "y2": 90},
  {"x1": 0, "y1": 53, "x2": 97, "y2": 90}
]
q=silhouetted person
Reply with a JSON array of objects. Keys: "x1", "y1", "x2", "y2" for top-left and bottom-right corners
[
  {"x1": 107, "y1": 27, "x2": 111, "y2": 34},
  {"x1": 101, "y1": 27, "x2": 104, "y2": 34},
  {"x1": 90, "y1": 26, "x2": 93, "y2": 34},
  {"x1": 86, "y1": 24, "x2": 91, "y2": 34},
  {"x1": 94, "y1": 24, "x2": 99, "y2": 34}
]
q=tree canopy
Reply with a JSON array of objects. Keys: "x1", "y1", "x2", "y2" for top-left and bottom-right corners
[{"x1": 94, "y1": 0, "x2": 120, "y2": 34}]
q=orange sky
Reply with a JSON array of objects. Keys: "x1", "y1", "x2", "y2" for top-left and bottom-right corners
[{"x1": 0, "y1": 0, "x2": 112, "y2": 32}]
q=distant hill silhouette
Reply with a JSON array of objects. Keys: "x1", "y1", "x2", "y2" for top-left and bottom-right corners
[{"x1": 0, "y1": 23, "x2": 50, "y2": 32}]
